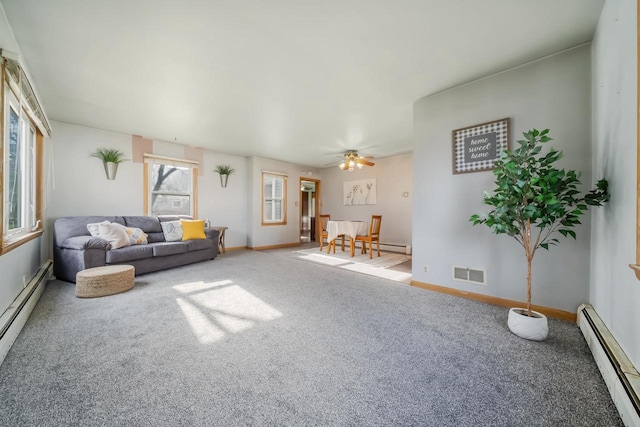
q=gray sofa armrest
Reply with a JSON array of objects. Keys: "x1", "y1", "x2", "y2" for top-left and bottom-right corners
[{"x1": 59, "y1": 236, "x2": 111, "y2": 250}]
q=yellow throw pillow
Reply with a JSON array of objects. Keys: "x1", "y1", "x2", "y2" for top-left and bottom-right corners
[{"x1": 181, "y1": 219, "x2": 206, "y2": 240}]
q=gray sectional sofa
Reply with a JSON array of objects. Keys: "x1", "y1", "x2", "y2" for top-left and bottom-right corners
[{"x1": 53, "y1": 215, "x2": 219, "y2": 283}]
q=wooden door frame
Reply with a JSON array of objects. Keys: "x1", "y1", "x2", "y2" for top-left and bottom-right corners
[{"x1": 299, "y1": 177, "x2": 321, "y2": 243}]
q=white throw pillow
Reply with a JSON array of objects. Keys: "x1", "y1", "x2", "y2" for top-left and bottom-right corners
[
  {"x1": 160, "y1": 220, "x2": 183, "y2": 242},
  {"x1": 97, "y1": 222, "x2": 130, "y2": 249},
  {"x1": 87, "y1": 220, "x2": 111, "y2": 237}
]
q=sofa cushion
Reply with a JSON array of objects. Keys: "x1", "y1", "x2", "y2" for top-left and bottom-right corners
[
  {"x1": 54, "y1": 216, "x2": 124, "y2": 247},
  {"x1": 123, "y1": 227, "x2": 148, "y2": 245},
  {"x1": 181, "y1": 219, "x2": 206, "y2": 240},
  {"x1": 186, "y1": 239, "x2": 214, "y2": 252},
  {"x1": 160, "y1": 221, "x2": 183, "y2": 242},
  {"x1": 123, "y1": 216, "x2": 162, "y2": 233},
  {"x1": 151, "y1": 242, "x2": 188, "y2": 257},
  {"x1": 87, "y1": 220, "x2": 111, "y2": 237},
  {"x1": 106, "y1": 245, "x2": 154, "y2": 264},
  {"x1": 95, "y1": 223, "x2": 130, "y2": 249},
  {"x1": 147, "y1": 232, "x2": 165, "y2": 243},
  {"x1": 158, "y1": 215, "x2": 192, "y2": 223},
  {"x1": 60, "y1": 236, "x2": 111, "y2": 250}
]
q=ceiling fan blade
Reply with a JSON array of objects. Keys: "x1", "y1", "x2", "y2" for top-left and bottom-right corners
[{"x1": 356, "y1": 158, "x2": 375, "y2": 166}]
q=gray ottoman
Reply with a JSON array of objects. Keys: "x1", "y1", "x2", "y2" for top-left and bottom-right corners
[{"x1": 75, "y1": 265, "x2": 135, "y2": 298}]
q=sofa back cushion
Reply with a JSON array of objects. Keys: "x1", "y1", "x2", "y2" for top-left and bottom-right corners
[
  {"x1": 54, "y1": 216, "x2": 125, "y2": 247},
  {"x1": 146, "y1": 232, "x2": 166, "y2": 243},
  {"x1": 123, "y1": 216, "x2": 162, "y2": 233}
]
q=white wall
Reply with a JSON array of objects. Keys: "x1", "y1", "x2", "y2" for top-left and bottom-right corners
[
  {"x1": 413, "y1": 45, "x2": 593, "y2": 312},
  {"x1": 246, "y1": 156, "x2": 321, "y2": 248},
  {"x1": 590, "y1": 0, "x2": 639, "y2": 367},
  {"x1": 47, "y1": 121, "x2": 249, "y2": 250},
  {"x1": 320, "y1": 153, "x2": 413, "y2": 246},
  {"x1": 0, "y1": 4, "x2": 49, "y2": 315}
]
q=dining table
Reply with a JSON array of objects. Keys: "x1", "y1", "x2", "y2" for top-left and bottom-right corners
[{"x1": 326, "y1": 220, "x2": 369, "y2": 257}]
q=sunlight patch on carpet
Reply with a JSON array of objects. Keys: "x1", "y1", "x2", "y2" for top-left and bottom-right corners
[
  {"x1": 174, "y1": 280, "x2": 283, "y2": 344},
  {"x1": 293, "y1": 248, "x2": 412, "y2": 283},
  {"x1": 342, "y1": 263, "x2": 412, "y2": 283},
  {"x1": 173, "y1": 279, "x2": 233, "y2": 293},
  {"x1": 295, "y1": 248, "x2": 410, "y2": 268},
  {"x1": 297, "y1": 254, "x2": 351, "y2": 266}
]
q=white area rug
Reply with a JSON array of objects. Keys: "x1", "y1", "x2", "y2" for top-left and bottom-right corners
[{"x1": 296, "y1": 247, "x2": 411, "y2": 268}]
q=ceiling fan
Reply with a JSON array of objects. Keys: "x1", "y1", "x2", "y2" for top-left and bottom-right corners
[{"x1": 337, "y1": 150, "x2": 375, "y2": 171}]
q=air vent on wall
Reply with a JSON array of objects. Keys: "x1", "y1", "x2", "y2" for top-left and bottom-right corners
[{"x1": 452, "y1": 266, "x2": 486, "y2": 285}]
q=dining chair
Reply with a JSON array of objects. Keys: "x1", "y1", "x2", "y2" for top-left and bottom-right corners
[
  {"x1": 319, "y1": 214, "x2": 344, "y2": 253},
  {"x1": 356, "y1": 215, "x2": 382, "y2": 259}
]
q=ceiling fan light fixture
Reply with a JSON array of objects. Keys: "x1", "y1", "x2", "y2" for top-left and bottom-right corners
[{"x1": 335, "y1": 150, "x2": 375, "y2": 171}]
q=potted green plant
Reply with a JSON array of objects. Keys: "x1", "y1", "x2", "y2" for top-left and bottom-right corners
[
  {"x1": 90, "y1": 147, "x2": 128, "y2": 180},
  {"x1": 214, "y1": 164, "x2": 235, "y2": 188},
  {"x1": 470, "y1": 129, "x2": 609, "y2": 341}
]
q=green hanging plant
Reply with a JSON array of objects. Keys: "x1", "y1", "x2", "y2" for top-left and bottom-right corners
[
  {"x1": 214, "y1": 164, "x2": 235, "y2": 175},
  {"x1": 90, "y1": 147, "x2": 128, "y2": 164}
]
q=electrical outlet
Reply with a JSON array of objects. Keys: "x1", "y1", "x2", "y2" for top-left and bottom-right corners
[{"x1": 423, "y1": 266, "x2": 428, "y2": 273}]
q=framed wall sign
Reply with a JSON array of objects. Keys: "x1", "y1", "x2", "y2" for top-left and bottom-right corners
[{"x1": 452, "y1": 117, "x2": 510, "y2": 174}]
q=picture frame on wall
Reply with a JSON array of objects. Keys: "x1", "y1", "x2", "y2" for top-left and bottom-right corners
[
  {"x1": 452, "y1": 117, "x2": 510, "y2": 174},
  {"x1": 343, "y1": 178, "x2": 376, "y2": 205}
]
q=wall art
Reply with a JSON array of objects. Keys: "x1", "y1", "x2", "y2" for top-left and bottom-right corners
[
  {"x1": 452, "y1": 117, "x2": 510, "y2": 174},
  {"x1": 343, "y1": 178, "x2": 376, "y2": 205}
]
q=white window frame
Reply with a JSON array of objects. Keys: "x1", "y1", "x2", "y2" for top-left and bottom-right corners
[
  {"x1": 262, "y1": 172, "x2": 287, "y2": 225},
  {"x1": 3, "y1": 86, "x2": 37, "y2": 241},
  {"x1": 143, "y1": 154, "x2": 199, "y2": 217}
]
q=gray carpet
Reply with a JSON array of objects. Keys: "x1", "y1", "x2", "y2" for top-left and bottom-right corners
[{"x1": 0, "y1": 249, "x2": 622, "y2": 426}]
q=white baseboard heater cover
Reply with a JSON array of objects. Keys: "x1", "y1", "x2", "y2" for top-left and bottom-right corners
[
  {"x1": 578, "y1": 304, "x2": 640, "y2": 426},
  {"x1": 0, "y1": 260, "x2": 53, "y2": 366},
  {"x1": 321, "y1": 239, "x2": 411, "y2": 254}
]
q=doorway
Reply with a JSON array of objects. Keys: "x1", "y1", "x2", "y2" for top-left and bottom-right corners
[{"x1": 300, "y1": 178, "x2": 321, "y2": 243}]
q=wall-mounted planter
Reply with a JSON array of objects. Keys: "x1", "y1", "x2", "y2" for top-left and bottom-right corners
[
  {"x1": 91, "y1": 147, "x2": 128, "y2": 180},
  {"x1": 214, "y1": 164, "x2": 235, "y2": 188},
  {"x1": 104, "y1": 162, "x2": 118, "y2": 180}
]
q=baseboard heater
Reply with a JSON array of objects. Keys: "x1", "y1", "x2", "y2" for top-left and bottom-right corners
[
  {"x1": 0, "y1": 260, "x2": 53, "y2": 365},
  {"x1": 577, "y1": 304, "x2": 640, "y2": 426},
  {"x1": 321, "y1": 239, "x2": 411, "y2": 254}
]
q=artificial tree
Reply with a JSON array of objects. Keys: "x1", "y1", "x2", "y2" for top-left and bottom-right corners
[{"x1": 470, "y1": 129, "x2": 609, "y2": 317}]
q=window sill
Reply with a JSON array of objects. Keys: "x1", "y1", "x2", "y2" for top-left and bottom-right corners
[
  {"x1": 261, "y1": 221, "x2": 287, "y2": 226},
  {"x1": 1, "y1": 229, "x2": 44, "y2": 255}
]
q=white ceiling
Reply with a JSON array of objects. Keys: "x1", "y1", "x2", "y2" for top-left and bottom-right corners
[{"x1": 1, "y1": 0, "x2": 604, "y2": 168}]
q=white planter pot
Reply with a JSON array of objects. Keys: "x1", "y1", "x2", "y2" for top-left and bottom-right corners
[
  {"x1": 507, "y1": 308, "x2": 548, "y2": 341},
  {"x1": 219, "y1": 174, "x2": 229, "y2": 188}
]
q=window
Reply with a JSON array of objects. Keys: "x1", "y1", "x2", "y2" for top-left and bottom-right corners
[
  {"x1": 3, "y1": 86, "x2": 39, "y2": 246},
  {"x1": 262, "y1": 172, "x2": 287, "y2": 225},
  {"x1": 0, "y1": 53, "x2": 48, "y2": 254},
  {"x1": 144, "y1": 155, "x2": 198, "y2": 217}
]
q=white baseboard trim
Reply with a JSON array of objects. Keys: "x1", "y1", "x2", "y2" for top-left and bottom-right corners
[
  {"x1": 577, "y1": 304, "x2": 640, "y2": 426},
  {"x1": 0, "y1": 260, "x2": 53, "y2": 366}
]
